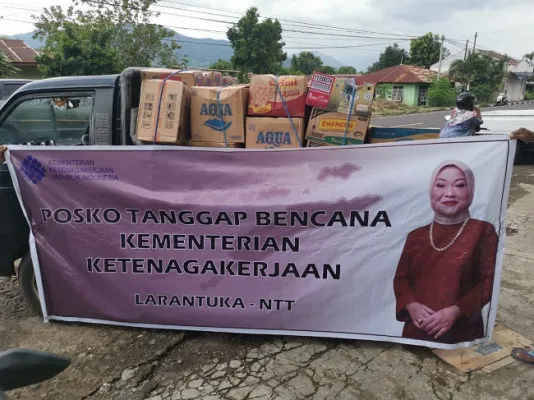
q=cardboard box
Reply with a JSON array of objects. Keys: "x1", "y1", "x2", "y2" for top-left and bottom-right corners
[
  {"x1": 305, "y1": 108, "x2": 370, "y2": 145},
  {"x1": 248, "y1": 75, "x2": 308, "y2": 117},
  {"x1": 306, "y1": 73, "x2": 375, "y2": 116},
  {"x1": 369, "y1": 127, "x2": 440, "y2": 143},
  {"x1": 187, "y1": 140, "x2": 244, "y2": 148},
  {"x1": 246, "y1": 117, "x2": 304, "y2": 149},
  {"x1": 191, "y1": 85, "x2": 249, "y2": 143},
  {"x1": 306, "y1": 139, "x2": 333, "y2": 147},
  {"x1": 137, "y1": 79, "x2": 191, "y2": 144},
  {"x1": 140, "y1": 68, "x2": 201, "y2": 87}
]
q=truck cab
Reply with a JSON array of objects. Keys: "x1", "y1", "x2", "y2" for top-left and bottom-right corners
[{"x1": 0, "y1": 69, "x2": 150, "y2": 313}]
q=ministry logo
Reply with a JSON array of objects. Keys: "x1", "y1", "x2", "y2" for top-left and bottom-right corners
[{"x1": 21, "y1": 155, "x2": 46, "y2": 184}]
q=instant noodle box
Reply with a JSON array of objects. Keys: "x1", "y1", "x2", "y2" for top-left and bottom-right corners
[
  {"x1": 137, "y1": 79, "x2": 191, "y2": 144},
  {"x1": 191, "y1": 85, "x2": 249, "y2": 143},
  {"x1": 306, "y1": 108, "x2": 370, "y2": 145},
  {"x1": 248, "y1": 75, "x2": 308, "y2": 118},
  {"x1": 306, "y1": 139, "x2": 333, "y2": 147},
  {"x1": 369, "y1": 127, "x2": 440, "y2": 143},
  {"x1": 306, "y1": 72, "x2": 375, "y2": 116},
  {"x1": 246, "y1": 117, "x2": 305, "y2": 149}
]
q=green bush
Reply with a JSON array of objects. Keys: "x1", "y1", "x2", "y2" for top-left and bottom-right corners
[
  {"x1": 525, "y1": 91, "x2": 534, "y2": 100},
  {"x1": 428, "y1": 78, "x2": 456, "y2": 107},
  {"x1": 469, "y1": 84, "x2": 494, "y2": 104}
]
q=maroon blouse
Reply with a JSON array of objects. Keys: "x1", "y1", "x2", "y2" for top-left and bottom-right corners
[{"x1": 393, "y1": 218, "x2": 499, "y2": 344}]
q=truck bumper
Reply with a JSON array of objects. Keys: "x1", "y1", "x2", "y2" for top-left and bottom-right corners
[{"x1": 0, "y1": 163, "x2": 29, "y2": 277}]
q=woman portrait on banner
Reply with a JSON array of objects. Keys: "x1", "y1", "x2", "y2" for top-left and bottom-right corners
[{"x1": 393, "y1": 160, "x2": 499, "y2": 344}]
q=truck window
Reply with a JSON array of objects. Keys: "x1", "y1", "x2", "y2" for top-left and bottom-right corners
[
  {"x1": 0, "y1": 95, "x2": 93, "y2": 145},
  {"x1": 0, "y1": 83, "x2": 26, "y2": 100}
]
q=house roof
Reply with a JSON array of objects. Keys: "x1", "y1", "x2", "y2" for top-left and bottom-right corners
[
  {"x1": 477, "y1": 49, "x2": 521, "y2": 65},
  {"x1": 357, "y1": 64, "x2": 438, "y2": 84},
  {"x1": 0, "y1": 39, "x2": 38, "y2": 64}
]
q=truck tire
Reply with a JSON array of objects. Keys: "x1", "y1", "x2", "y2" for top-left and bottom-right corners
[{"x1": 18, "y1": 253, "x2": 43, "y2": 317}]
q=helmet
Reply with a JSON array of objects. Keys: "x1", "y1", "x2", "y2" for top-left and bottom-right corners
[{"x1": 456, "y1": 92, "x2": 475, "y2": 111}]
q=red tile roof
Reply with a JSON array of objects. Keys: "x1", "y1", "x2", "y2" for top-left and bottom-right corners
[
  {"x1": 357, "y1": 64, "x2": 438, "y2": 85},
  {"x1": 0, "y1": 39, "x2": 38, "y2": 64}
]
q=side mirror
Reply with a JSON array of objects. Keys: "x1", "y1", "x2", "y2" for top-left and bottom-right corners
[{"x1": 0, "y1": 349, "x2": 71, "y2": 393}]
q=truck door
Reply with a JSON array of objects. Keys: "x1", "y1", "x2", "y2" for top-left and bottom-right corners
[{"x1": 0, "y1": 91, "x2": 94, "y2": 277}]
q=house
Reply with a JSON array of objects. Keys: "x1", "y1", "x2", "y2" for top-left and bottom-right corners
[
  {"x1": 430, "y1": 49, "x2": 534, "y2": 102},
  {"x1": 356, "y1": 65, "x2": 439, "y2": 107},
  {"x1": 0, "y1": 39, "x2": 41, "y2": 79}
]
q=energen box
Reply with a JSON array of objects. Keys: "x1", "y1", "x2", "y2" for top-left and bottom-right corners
[
  {"x1": 306, "y1": 108, "x2": 370, "y2": 145},
  {"x1": 368, "y1": 127, "x2": 440, "y2": 143},
  {"x1": 248, "y1": 75, "x2": 308, "y2": 117},
  {"x1": 306, "y1": 73, "x2": 375, "y2": 116}
]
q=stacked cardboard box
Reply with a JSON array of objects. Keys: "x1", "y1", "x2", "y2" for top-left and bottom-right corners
[
  {"x1": 190, "y1": 85, "x2": 249, "y2": 147},
  {"x1": 246, "y1": 75, "x2": 308, "y2": 149},
  {"x1": 137, "y1": 79, "x2": 191, "y2": 144},
  {"x1": 304, "y1": 73, "x2": 376, "y2": 147}
]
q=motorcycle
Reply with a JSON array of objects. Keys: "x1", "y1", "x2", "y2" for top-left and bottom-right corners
[
  {"x1": 0, "y1": 349, "x2": 70, "y2": 399},
  {"x1": 495, "y1": 92, "x2": 508, "y2": 106}
]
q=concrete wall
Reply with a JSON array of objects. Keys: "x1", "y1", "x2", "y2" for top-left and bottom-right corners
[
  {"x1": 401, "y1": 84, "x2": 418, "y2": 107},
  {"x1": 504, "y1": 74, "x2": 527, "y2": 102},
  {"x1": 13, "y1": 65, "x2": 42, "y2": 80}
]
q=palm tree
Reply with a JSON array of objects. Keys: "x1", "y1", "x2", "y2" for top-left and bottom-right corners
[
  {"x1": 524, "y1": 52, "x2": 534, "y2": 62},
  {"x1": 0, "y1": 52, "x2": 20, "y2": 78}
]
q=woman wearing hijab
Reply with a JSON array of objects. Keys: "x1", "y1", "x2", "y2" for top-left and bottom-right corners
[{"x1": 393, "y1": 161, "x2": 499, "y2": 344}]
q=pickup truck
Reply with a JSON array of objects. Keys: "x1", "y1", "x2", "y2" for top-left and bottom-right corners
[
  {"x1": 0, "y1": 69, "x2": 145, "y2": 314},
  {"x1": 475, "y1": 109, "x2": 534, "y2": 164},
  {"x1": 0, "y1": 79, "x2": 32, "y2": 108}
]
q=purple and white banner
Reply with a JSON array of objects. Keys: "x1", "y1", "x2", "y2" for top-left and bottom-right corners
[{"x1": 6, "y1": 136, "x2": 515, "y2": 349}]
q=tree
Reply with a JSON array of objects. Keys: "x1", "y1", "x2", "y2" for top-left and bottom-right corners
[
  {"x1": 427, "y1": 77, "x2": 456, "y2": 107},
  {"x1": 210, "y1": 59, "x2": 234, "y2": 71},
  {"x1": 33, "y1": 0, "x2": 180, "y2": 77},
  {"x1": 290, "y1": 52, "x2": 323, "y2": 75},
  {"x1": 337, "y1": 66, "x2": 358, "y2": 74},
  {"x1": 524, "y1": 52, "x2": 534, "y2": 62},
  {"x1": 319, "y1": 65, "x2": 337, "y2": 74},
  {"x1": 409, "y1": 33, "x2": 450, "y2": 69},
  {"x1": 227, "y1": 7, "x2": 286, "y2": 81},
  {"x1": 449, "y1": 53, "x2": 507, "y2": 102},
  {"x1": 367, "y1": 44, "x2": 409, "y2": 72},
  {"x1": 0, "y1": 52, "x2": 20, "y2": 78}
]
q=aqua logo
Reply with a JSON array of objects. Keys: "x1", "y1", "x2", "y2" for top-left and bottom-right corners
[
  {"x1": 200, "y1": 103, "x2": 233, "y2": 118},
  {"x1": 21, "y1": 155, "x2": 46, "y2": 184},
  {"x1": 204, "y1": 119, "x2": 233, "y2": 132},
  {"x1": 256, "y1": 131, "x2": 293, "y2": 147}
]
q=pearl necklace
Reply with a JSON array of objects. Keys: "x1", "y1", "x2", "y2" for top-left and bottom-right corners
[{"x1": 429, "y1": 218, "x2": 469, "y2": 252}]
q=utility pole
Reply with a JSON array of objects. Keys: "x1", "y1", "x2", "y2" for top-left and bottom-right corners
[
  {"x1": 437, "y1": 35, "x2": 445, "y2": 79},
  {"x1": 464, "y1": 39, "x2": 469, "y2": 61},
  {"x1": 472, "y1": 32, "x2": 478, "y2": 52}
]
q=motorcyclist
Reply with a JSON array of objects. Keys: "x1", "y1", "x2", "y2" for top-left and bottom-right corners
[{"x1": 440, "y1": 92, "x2": 483, "y2": 138}]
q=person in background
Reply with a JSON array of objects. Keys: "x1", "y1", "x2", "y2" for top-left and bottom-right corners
[{"x1": 440, "y1": 92, "x2": 483, "y2": 138}]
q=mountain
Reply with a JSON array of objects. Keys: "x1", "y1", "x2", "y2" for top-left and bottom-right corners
[{"x1": 9, "y1": 31, "x2": 346, "y2": 70}]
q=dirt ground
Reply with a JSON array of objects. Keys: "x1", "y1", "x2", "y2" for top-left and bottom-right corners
[{"x1": 1, "y1": 163, "x2": 534, "y2": 400}]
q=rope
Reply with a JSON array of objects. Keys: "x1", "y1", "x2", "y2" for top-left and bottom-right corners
[
  {"x1": 342, "y1": 79, "x2": 357, "y2": 146},
  {"x1": 274, "y1": 76, "x2": 303, "y2": 148},
  {"x1": 153, "y1": 68, "x2": 187, "y2": 144},
  {"x1": 215, "y1": 86, "x2": 230, "y2": 147}
]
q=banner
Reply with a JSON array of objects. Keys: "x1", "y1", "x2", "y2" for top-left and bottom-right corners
[{"x1": 6, "y1": 136, "x2": 515, "y2": 349}]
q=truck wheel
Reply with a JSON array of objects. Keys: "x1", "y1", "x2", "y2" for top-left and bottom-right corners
[{"x1": 18, "y1": 253, "x2": 43, "y2": 317}]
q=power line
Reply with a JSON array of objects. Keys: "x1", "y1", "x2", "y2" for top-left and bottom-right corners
[
  {"x1": 157, "y1": 0, "x2": 419, "y2": 38},
  {"x1": 84, "y1": 0, "x2": 417, "y2": 41}
]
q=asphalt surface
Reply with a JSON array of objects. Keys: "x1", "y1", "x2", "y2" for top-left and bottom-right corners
[{"x1": 371, "y1": 102, "x2": 534, "y2": 129}]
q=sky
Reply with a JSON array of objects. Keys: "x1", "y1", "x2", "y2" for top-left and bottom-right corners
[{"x1": 1, "y1": 0, "x2": 533, "y2": 70}]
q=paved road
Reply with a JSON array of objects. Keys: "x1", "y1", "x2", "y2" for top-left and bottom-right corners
[
  {"x1": 2, "y1": 164, "x2": 534, "y2": 400},
  {"x1": 372, "y1": 102, "x2": 534, "y2": 129}
]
